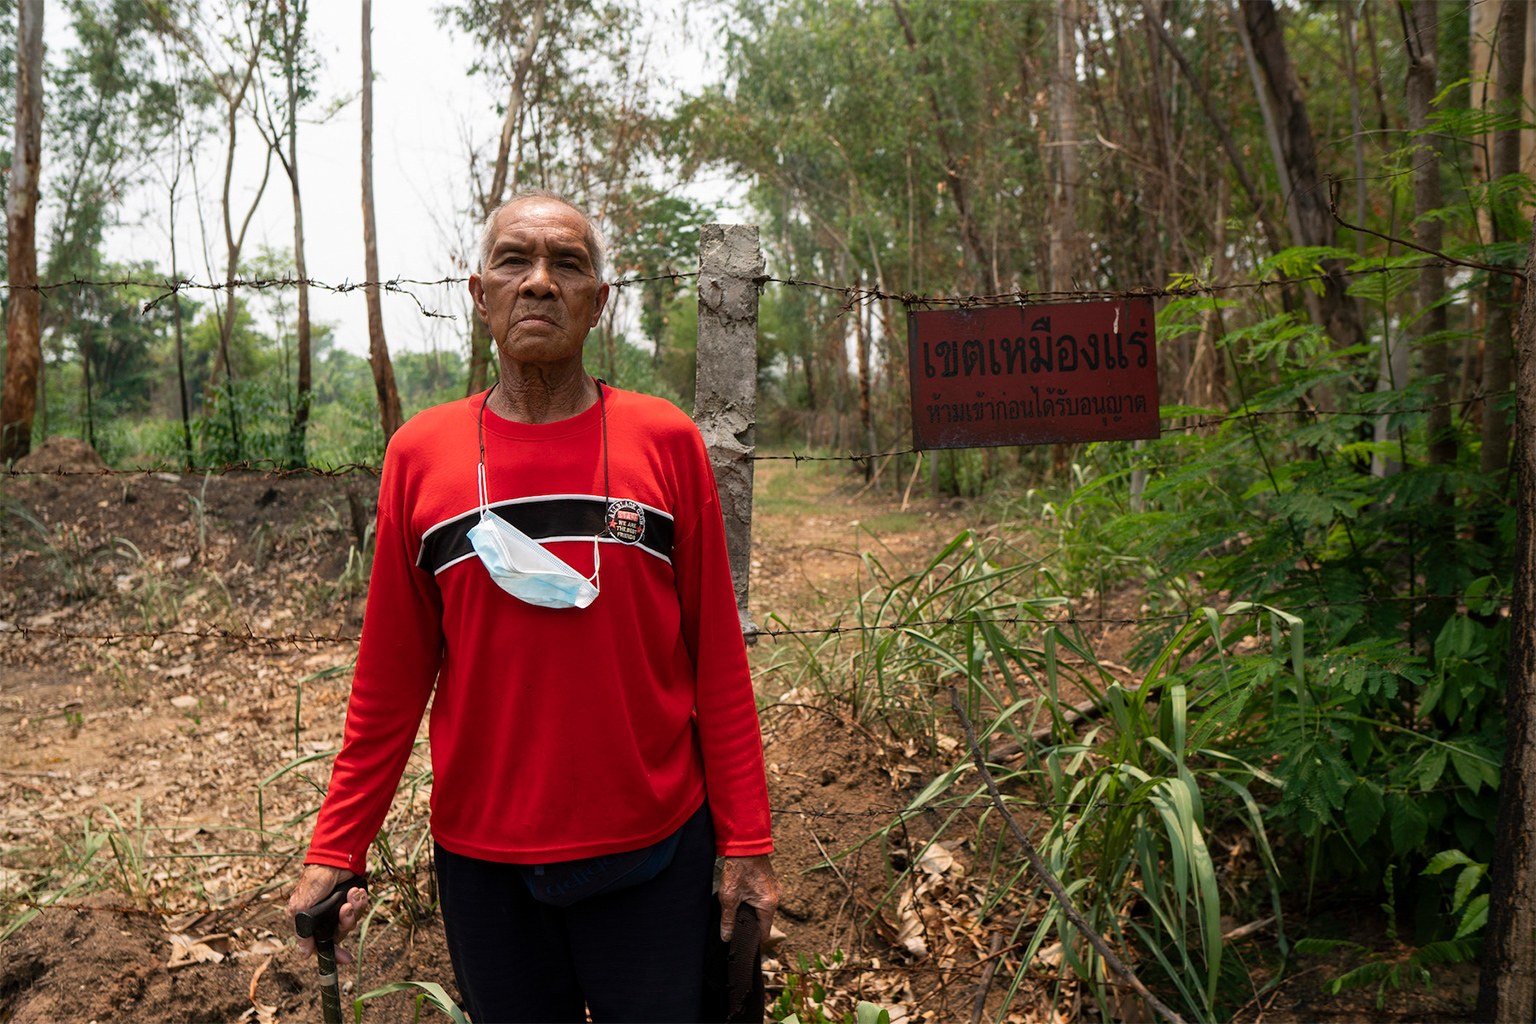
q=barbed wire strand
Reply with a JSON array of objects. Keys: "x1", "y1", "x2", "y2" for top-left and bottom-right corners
[
  {"x1": 0, "y1": 270, "x2": 701, "y2": 321},
  {"x1": 0, "y1": 594, "x2": 1487, "y2": 649},
  {"x1": 0, "y1": 259, "x2": 1462, "y2": 318},
  {"x1": 765, "y1": 257, "x2": 1487, "y2": 309},
  {"x1": 1, "y1": 392, "x2": 1508, "y2": 477}
]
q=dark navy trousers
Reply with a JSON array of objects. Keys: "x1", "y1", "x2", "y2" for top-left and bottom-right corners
[{"x1": 434, "y1": 801, "x2": 715, "y2": 1023}]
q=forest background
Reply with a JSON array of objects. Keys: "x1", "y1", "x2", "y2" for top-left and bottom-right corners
[{"x1": 2, "y1": 0, "x2": 1536, "y2": 1021}]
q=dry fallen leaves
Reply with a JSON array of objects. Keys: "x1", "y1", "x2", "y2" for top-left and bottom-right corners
[
  {"x1": 166, "y1": 931, "x2": 230, "y2": 969},
  {"x1": 236, "y1": 955, "x2": 278, "y2": 1024}
]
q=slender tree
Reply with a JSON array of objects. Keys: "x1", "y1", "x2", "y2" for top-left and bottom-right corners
[
  {"x1": 1240, "y1": 0, "x2": 1366, "y2": 350},
  {"x1": 891, "y1": 0, "x2": 996, "y2": 295},
  {"x1": 1482, "y1": 0, "x2": 1525, "y2": 481},
  {"x1": 256, "y1": 0, "x2": 318, "y2": 466},
  {"x1": 457, "y1": 0, "x2": 545, "y2": 396},
  {"x1": 0, "y1": 1, "x2": 43, "y2": 462},
  {"x1": 156, "y1": 0, "x2": 274, "y2": 457},
  {"x1": 1050, "y1": 0, "x2": 1081, "y2": 475},
  {"x1": 1477, "y1": 207, "x2": 1536, "y2": 1024},
  {"x1": 1403, "y1": 0, "x2": 1454, "y2": 468},
  {"x1": 361, "y1": 0, "x2": 403, "y2": 442},
  {"x1": 1144, "y1": 4, "x2": 1283, "y2": 260}
]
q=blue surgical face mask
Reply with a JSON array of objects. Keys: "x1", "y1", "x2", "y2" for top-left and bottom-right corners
[
  {"x1": 470, "y1": 383, "x2": 603, "y2": 610},
  {"x1": 468, "y1": 466, "x2": 600, "y2": 610}
]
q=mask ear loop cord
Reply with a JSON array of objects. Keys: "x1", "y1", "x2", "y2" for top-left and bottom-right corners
[
  {"x1": 477, "y1": 381, "x2": 499, "y2": 522},
  {"x1": 587, "y1": 380, "x2": 608, "y2": 589}
]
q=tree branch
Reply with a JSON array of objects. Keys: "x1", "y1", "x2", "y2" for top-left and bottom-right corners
[
  {"x1": 1141, "y1": 2, "x2": 1283, "y2": 256},
  {"x1": 948, "y1": 686, "x2": 1188, "y2": 1024},
  {"x1": 1326, "y1": 176, "x2": 1523, "y2": 279}
]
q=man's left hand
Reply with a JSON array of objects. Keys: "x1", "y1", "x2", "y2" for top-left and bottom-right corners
[{"x1": 719, "y1": 855, "x2": 778, "y2": 942}]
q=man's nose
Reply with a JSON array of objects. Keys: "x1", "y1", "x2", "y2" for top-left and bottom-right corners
[{"x1": 519, "y1": 258, "x2": 558, "y2": 296}]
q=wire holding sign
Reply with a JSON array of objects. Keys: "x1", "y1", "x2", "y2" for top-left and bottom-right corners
[{"x1": 907, "y1": 300, "x2": 1160, "y2": 449}]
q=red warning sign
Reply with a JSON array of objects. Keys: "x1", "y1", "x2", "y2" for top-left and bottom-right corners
[{"x1": 907, "y1": 299, "x2": 1160, "y2": 449}]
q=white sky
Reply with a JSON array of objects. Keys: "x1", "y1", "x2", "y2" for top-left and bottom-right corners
[{"x1": 76, "y1": 1, "x2": 748, "y2": 361}]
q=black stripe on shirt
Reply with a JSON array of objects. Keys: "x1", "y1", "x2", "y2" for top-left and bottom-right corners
[{"x1": 417, "y1": 497, "x2": 675, "y2": 575}]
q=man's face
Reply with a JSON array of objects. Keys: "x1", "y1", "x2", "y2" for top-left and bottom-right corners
[{"x1": 469, "y1": 199, "x2": 610, "y2": 370}]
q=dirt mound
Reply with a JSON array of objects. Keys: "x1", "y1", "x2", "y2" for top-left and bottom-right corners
[
  {"x1": 0, "y1": 892, "x2": 459, "y2": 1024},
  {"x1": 0, "y1": 893, "x2": 234, "y2": 1024},
  {"x1": 11, "y1": 436, "x2": 108, "y2": 474}
]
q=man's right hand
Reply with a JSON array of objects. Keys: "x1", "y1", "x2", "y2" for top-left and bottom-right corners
[{"x1": 286, "y1": 864, "x2": 368, "y2": 963}]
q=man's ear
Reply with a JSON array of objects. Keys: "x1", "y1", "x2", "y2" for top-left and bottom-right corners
[
  {"x1": 468, "y1": 274, "x2": 488, "y2": 322},
  {"x1": 590, "y1": 282, "x2": 611, "y2": 326}
]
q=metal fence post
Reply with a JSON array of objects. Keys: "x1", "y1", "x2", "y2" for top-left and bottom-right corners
[{"x1": 693, "y1": 224, "x2": 764, "y2": 643}]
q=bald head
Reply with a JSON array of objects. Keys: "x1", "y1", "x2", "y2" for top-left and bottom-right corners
[{"x1": 478, "y1": 190, "x2": 606, "y2": 283}]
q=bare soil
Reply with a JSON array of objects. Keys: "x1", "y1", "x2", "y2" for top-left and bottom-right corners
[{"x1": 0, "y1": 458, "x2": 1481, "y2": 1022}]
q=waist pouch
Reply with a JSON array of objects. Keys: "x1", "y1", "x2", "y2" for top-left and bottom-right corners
[{"x1": 515, "y1": 804, "x2": 697, "y2": 907}]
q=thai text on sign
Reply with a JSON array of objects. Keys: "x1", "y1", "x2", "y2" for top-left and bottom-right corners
[{"x1": 907, "y1": 299, "x2": 1160, "y2": 449}]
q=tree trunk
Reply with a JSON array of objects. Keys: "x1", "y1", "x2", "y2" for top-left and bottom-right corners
[
  {"x1": 286, "y1": 0, "x2": 312, "y2": 469},
  {"x1": 1473, "y1": 1, "x2": 1501, "y2": 242},
  {"x1": 1240, "y1": 0, "x2": 1366, "y2": 350},
  {"x1": 1341, "y1": 4, "x2": 1368, "y2": 258},
  {"x1": 1051, "y1": 0, "x2": 1081, "y2": 293},
  {"x1": 1050, "y1": 0, "x2": 1079, "y2": 477},
  {"x1": 1362, "y1": 2, "x2": 1400, "y2": 476},
  {"x1": 218, "y1": 100, "x2": 244, "y2": 456},
  {"x1": 0, "y1": 1, "x2": 43, "y2": 462},
  {"x1": 1484, "y1": 0, "x2": 1526, "y2": 481},
  {"x1": 172, "y1": 264, "x2": 192, "y2": 468},
  {"x1": 81, "y1": 324, "x2": 95, "y2": 451},
  {"x1": 1189, "y1": 176, "x2": 1230, "y2": 409},
  {"x1": 891, "y1": 0, "x2": 996, "y2": 295},
  {"x1": 855, "y1": 290, "x2": 873, "y2": 482},
  {"x1": 467, "y1": 0, "x2": 544, "y2": 396},
  {"x1": 209, "y1": 18, "x2": 273, "y2": 460},
  {"x1": 1475, "y1": 205, "x2": 1536, "y2": 1024},
  {"x1": 1404, "y1": 0, "x2": 1454, "y2": 467},
  {"x1": 361, "y1": 0, "x2": 403, "y2": 443},
  {"x1": 1143, "y1": 2, "x2": 1284, "y2": 257}
]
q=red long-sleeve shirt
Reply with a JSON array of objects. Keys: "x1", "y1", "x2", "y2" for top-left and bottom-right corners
[{"x1": 304, "y1": 386, "x2": 773, "y2": 871}]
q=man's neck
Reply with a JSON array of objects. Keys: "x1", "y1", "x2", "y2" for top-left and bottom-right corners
[{"x1": 487, "y1": 357, "x2": 597, "y2": 425}]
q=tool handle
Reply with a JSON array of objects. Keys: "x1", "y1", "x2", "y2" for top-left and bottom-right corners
[
  {"x1": 294, "y1": 874, "x2": 367, "y2": 942},
  {"x1": 316, "y1": 936, "x2": 343, "y2": 1024}
]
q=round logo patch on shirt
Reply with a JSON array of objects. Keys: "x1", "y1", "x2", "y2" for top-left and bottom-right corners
[{"x1": 605, "y1": 499, "x2": 646, "y2": 544}]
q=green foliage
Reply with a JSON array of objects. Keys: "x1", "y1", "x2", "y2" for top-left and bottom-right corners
[
  {"x1": 583, "y1": 330, "x2": 684, "y2": 409},
  {"x1": 1295, "y1": 851, "x2": 1487, "y2": 1009},
  {"x1": 1060, "y1": 283, "x2": 1511, "y2": 890},
  {"x1": 352, "y1": 981, "x2": 468, "y2": 1024},
  {"x1": 764, "y1": 527, "x2": 1290, "y2": 1021},
  {"x1": 770, "y1": 950, "x2": 893, "y2": 1024}
]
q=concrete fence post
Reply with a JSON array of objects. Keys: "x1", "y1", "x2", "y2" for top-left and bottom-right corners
[{"x1": 693, "y1": 224, "x2": 764, "y2": 643}]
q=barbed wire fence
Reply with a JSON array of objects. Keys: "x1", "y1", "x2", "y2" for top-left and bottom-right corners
[
  {"x1": 2, "y1": 257, "x2": 1507, "y2": 647},
  {"x1": 1, "y1": 259, "x2": 1509, "y2": 641},
  {"x1": 0, "y1": 588, "x2": 1488, "y2": 651},
  {"x1": 0, "y1": 388, "x2": 1510, "y2": 479},
  {"x1": 0, "y1": 255, "x2": 1514, "y2": 969},
  {"x1": 1, "y1": 266, "x2": 1509, "y2": 471}
]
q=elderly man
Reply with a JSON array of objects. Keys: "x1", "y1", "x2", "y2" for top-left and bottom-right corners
[{"x1": 288, "y1": 190, "x2": 777, "y2": 1023}]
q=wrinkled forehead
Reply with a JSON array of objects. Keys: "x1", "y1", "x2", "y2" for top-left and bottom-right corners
[{"x1": 490, "y1": 200, "x2": 594, "y2": 260}]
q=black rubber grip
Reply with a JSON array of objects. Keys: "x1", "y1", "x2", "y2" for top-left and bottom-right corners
[{"x1": 294, "y1": 875, "x2": 367, "y2": 942}]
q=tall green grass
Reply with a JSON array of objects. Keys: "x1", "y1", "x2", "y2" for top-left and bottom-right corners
[{"x1": 761, "y1": 527, "x2": 1290, "y2": 1022}]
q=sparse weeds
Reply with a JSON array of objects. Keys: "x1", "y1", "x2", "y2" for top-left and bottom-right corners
[
  {"x1": 765, "y1": 510, "x2": 1296, "y2": 1021},
  {"x1": 108, "y1": 537, "x2": 236, "y2": 632},
  {"x1": 760, "y1": 526, "x2": 1064, "y2": 742},
  {"x1": 1, "y1": 501, "x2": 102, "y2": 600},
  {"x1": 187, "y1": 472, "x2": 213, "y2": 562}
]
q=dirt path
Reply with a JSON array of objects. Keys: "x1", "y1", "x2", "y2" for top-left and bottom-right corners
[
  {"x1": 0, "y1": 460, "x2": 991, "y2": 1022},
  {"x1": 0, "y1": 462, "x2": 1478, "y2": 1023}
]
